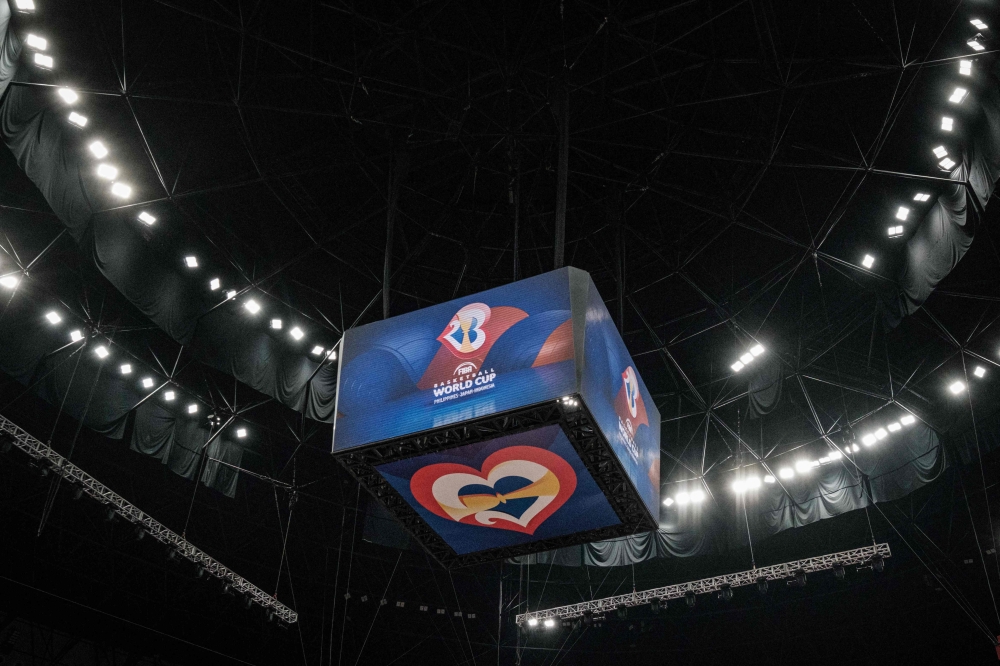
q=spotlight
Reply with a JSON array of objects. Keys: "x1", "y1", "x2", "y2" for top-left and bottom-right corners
[
  {"x1": 874, "y1": 428, "x2": 888, "y2": 440},
  {"x1": 794, "y1": 460, "x2": 812, "y2": 473},
  {"x1": 685, "y1": 592, "x2": 696, "y2": 608},
  {"x1": 582, "y1": 610, "x2": 593, "y2": 626},
  {"x1": 887, "y1": 226, "x2": 904, "y2": 238},
  {"x1": 900, "y1": 414, "x2": 916, "y2": 425},
  {"x1": 967, "y1": 36, "x2": 986, "y2": 52},
  {"x1": 740, "y1": 352, "x2": 753, "y2": 364},
  {"x1": 236, "y1": 428, "x2": 247, "y2": 438},
  {"x1": 209, "y1": 277, "x2": 220, "y2": 290},
  {"x1": 973, "y1": 366, "x2": 986, "y2": 378},
  {"x1": 89, "y1": 141, "x2": 109, "y2": 158},
  {"x1": 939, "y1": 157, "x2": 956, "y2": 170},
  {"x1": 787, "y1": 570, "x2": 807, "y2": 587},
  {"x1": 895, "y1": 206, "x2": 910, "y2": 221},
  {"x1": 141, "y1": 377, "x2": 154, "y2": 389},
  {"x1": 949, "y1": 380, "x2": 966, "y2": 395},
  {"x1": 57, "y1": 87, "x2": 78, "y2": 104},
  {"x1": 120, "y1": 363, "x2": 132, "y2": 375},
  {"x1": 0, "y1": 275, "x2": 19, "y2": 289},
  {"x1": 311, "y1": 345, "x2": 325, "y2": 356},
  {"x1": 689, "y1": 489, "x2": 706, "y2": 503},
  {"x1": 14, "y1": 0, "x2": 36, "y2": 12},
  {"x1": 270, "y1": 318, "x2": 283, "y2": 330},
  {"x1": 650, "y1": 598, "x2": 662, "y2": 613},
  {"x1": 33, "y1": 53, "x2": 53, "y2": 69},
  {"x1": 528, "y1": 619, "x2": 538, "y2": 627},
  {"x1": 970, "y1": 18, "x2": 988, "y2": 30},
  {"x1": 138, "y1": 211, "x2": 156, "y2": 225},
  {"x1": 187, "y1": 403, "x2": 198, "y2": 414},
  {"x1": 871, "y1": 555, "x2": 885, "y2": 573},
  {"x1": 756, "y1": 577, "x2": 768, "y2": 595},
  {"x1": 913, "y1": 192, "x2": 930, "y2": 202},
  {"x1": 96, "y1": 164, "x2": 118, "y2": 180},
  {"x1": 718, "y1": 586, "x2": 733, "y2": 602},
  {"x1": 73, "y1": 486, "x2": 85, "y2": 501},
  {"x1": 833, "y1": 564, "x2": 846, "y2": 580},
  {"x1": 675, "y1": 491, "x2": 690, "y2": 505},
  {"x1": 941, "y1": 117, "x2": 954, "y2": 132},
  {"x1": 70, "y1": 329, "x2": 84, "y2": 342},
  {"x1": 778, "y1": 467, "x2": 794, "y2": 479},
  {"x1": 663, "y1": 497, "x2": 674, "y2": 507},
  {"x1": 887, "y1": 422, "x2": 901, "y2": 432},
  {"x1": 948, "y1": 87, "x2": 969, "y2": 104},
  {"x1": 164, "y1": 390, "x2": 176, "y2": 401},
  {"x1": 732, "y1": 479, "x2": 745, "y2": 493},
  {"x1": 852, "y1": 443, "x2": 860, "y2": 452},
  {"x1": 184, "y1": 256, "x2": 198, "y2": 268},
  {"x1": 329, "y1": 350, "x2": 337, "y2": 361},
  {"x1": 110, "y1": 183, "x2": 132, "y2": 198},
  {"x1": 244, "y1": 299, "x2": 261, "y2": 314},
  {"x1": 750, "y1": 344, "x2": 765, "y2": 356},
  {"x1": 828, "y1": 450, "x2": 842, "y2": 460},
  {"x1": 93, "y1": 345, "x2": 109, "y2": 359},
  {"x1": 290, "y1": 326, "x2": 304, "y2": 341},
  {"x1": 45, "y1": 311, "x2": 61, "y2": 324},
  {"x1": 959, "y1": 59, "x2": 973, "y2": 76},
  {"x1": 104, "y1": 506, "x2": 117, "y2": 522},
  {"x1": 764, "y1": 474, "x2": 775, "y2": 484},
  {"x1": 731, "y1": 361, "x2": 744, "y2": 372},
  {"x1": 615, "y1": 604, "x2": 627, "y2": 620},
  {"x1": 932, "y1": 145, "x2": 948, "y2": 158},
  {"x1": 543, "y1": 618, "x2": 555, "y2": 628},
  {"x1": 25, "y1": 34, "x2": 47, "y2": 50},
  {"x1": 226, "y1": 290, "x2": 237, "y2": 300},
  {"x1": 862, "y1": 254, "x2": 875, "y2": 269}
]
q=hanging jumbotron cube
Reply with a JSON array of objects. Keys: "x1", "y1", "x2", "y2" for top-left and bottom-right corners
[{"x1": 331, "y1": 268, "x2": 660, "y2": 567}]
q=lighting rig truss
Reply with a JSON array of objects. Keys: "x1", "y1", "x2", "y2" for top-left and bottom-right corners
[
  {"x1": 0, "y1": 413, "x2": 298, "y2": 624},
  {"x1": 516, "y1": 543, "x2": 891, "y2": 624}
]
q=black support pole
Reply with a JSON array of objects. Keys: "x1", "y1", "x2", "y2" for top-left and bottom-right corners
[{"x1": 552, "y1": 79, "x2": 569, "y2": 269}]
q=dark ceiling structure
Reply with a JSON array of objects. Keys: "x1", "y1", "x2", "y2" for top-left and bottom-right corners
[{"x1": 1, "y1": 0, "x2": 1000, "y2": 664}]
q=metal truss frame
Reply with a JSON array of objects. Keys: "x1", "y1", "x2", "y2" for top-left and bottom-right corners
[
  {"x1": 516, "y1": 542, "x2": 891, "y2": 624},
  {"x1": 0, "y1": 414, "x2": 298, "y2": 624},
  {"x1": 335, "y1": 397, "x2": 657, "y2": 568}
]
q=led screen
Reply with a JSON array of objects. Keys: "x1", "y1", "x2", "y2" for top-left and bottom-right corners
[{"x1": 376, "y1": 425, "x2": 621, "y2": 555}]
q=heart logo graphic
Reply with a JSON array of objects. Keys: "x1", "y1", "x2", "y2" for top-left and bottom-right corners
[{"x1": 410, "y1": 446, "x2": 577, "y2": 535}]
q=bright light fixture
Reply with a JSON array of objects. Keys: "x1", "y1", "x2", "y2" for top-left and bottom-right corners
[
  {"x1": 33, "y1": 53, "x2": 53, "y2": 69},
  {"x1": 226, "y1": 290, "x2": 236, "y2": 300},
  {"x1": 120, "y1": 363, "x2": 132, "y2": 375},
  {"x1": 750, "y1": 344, "x2": 765, "y2": 356},
  {"x1": 740, "y1": 352, "x2": 753, "y2": 364},
  {"x1": 941, "y1": 117, "x2": 954, "y2": 131},
  {"x1": 88, "y1": 141, "x2": 109, "y2": 158},
  {"x1": 900, "y1": 414, "x2": 916, "y2": 425},
  {"x1": 527, "y1": 619, "x2": 538, "y2": 627},
  {"x1": 949, "y1": 380, "x2": 966, "y2": 394},
  {"x1": 795, "y1": 460, "x2": 812, "y2": 472},
  {"x1": 819, "y1": 456, "x2": 830, "y2": 464},
  {"x1": 974, "y1": 365, "x2": 986, "y2": 378},
  {"x1": 778, "y1": 467, "x2": 794, "y2": 479},
  {"x1": 184, "y1": 256, "x2": 198, "y2": 268},
  {"x1": 329, "y1": 350, "x2": 337, "y2": 361},
  {"x1": 888, "y1": 226, "x2": 904, "y2": 238},
  {"x1": 745, "y1": 476, "x2": 761, "y2": 489},
  {"x1": 110, "y1": 182, "x2": 131, "y2": 198},
  {"x1": 14, "y1": 0, "x2": 36, "y2": 11},
  {"x1": 663, "y1": 497, "x2": 674, "y2": 506},
  {"x1": 96, "y1": 164, "x2": 118, "y2": 180},
  {"x1": 187, "y1": 403, "x2": 198, "y2": 414},
  {"x1": 732, "y1": 480, "x2": 745, "y2": 493},
  {"x1": 968, "y1": 37, "x2": 986, "y2": 52},
  {"x1": 862, "y1": 254, "x2": 875, "y2": 269},
  {"x1": 959, "y1": 60, "x2": 973, "y2": 76},
  {"x1": 94, "y1": 345, "x2": 109, "y2": 359},
  {"x1": 675, "y1": 491, "x2": 690, "y2": 505},
  {"x1": 0, "y1": 275, "x2": 19, "y2": 289},
  {"x1": 875, "y1": 428, "x2": 888, "y2": 440},
  {"x1": 236, "y1": 428, "x2": 247, "y2": 438},
  {"x1": 543, "y1": 619, "x2": 555, "y2": 628},
  {"x1": 45, "y1": 311, "x2": 61, "y2": 324},
  {"x1": 731, "y1": 361, "x2": 744, "y2": 372},
  {"x1": 970, "y1": 19, "x2": 988, "y2": 30},
  {"x1": 244, "y1": 299, "x2": 261, "y2": 314},
  {"x1": 939, "y1": 157, "x2": 956, "y2": 170},
  {"x1": 690, "y1": 489, "x2": 706, "y2": 502},
  {"x1": 209, "y1": 278, "x2": 220, "y2": 290},
  {"x1": 887, "y1": 421, "x2": 901, "y2": 432},
  {"x1": 142, "y1": 377, "x2": 154, "y2": 389},
  {"x1": 896, "y1": 206, "x2": 910, "y2": 221},
  {"x1": 25, "y1": 34, "x2": 47, "y2": 50},
  {"x1": 164, "y1": 390, "x2": 175, "y2": 401},
  {"x1": 311, "y1": 345, "x2": 325, "y2": 356},
  {"x1": 290, "y1": 326, "x2": 304, "y2": 341},
  {"x1": 137, "y1": 211, "x2": 156, "y2": 226},
  {"x1": 829, "y1": 450, "x2": 842, "y2": 460},
  {"x1": 764, "y1": 474, "x2": 775, "y2": 484},
  {"x1": 70, "y1": 329, "x2": 84, "y2": 342},
  {"x1": 932, "y1": 146, "x2": 948, "y2": 158},
  {"x1": 270, "y1": 318, "x2": 283, "y2": 330},
  {"x1": 852, "y1": 443, "x2": 860, "y2": 452},
  {"x1": 949, "y1": 87, "x2": 968, "y2": 104},
  {"x1": 913, "y1": 192, "x2": 930, "y2": 202},
  {"x1": 57, "y1": 88, "x2": 78, "y2": 104},
  {"x1": 862, "y1": 433, "x2": 877, "y2": 446}
]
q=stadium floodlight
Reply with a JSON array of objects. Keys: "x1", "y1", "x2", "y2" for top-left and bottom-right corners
[
  {"x1": 96, "y1": 164, "x2": 118, "y2": 180},
  {"x1": 732, "y1": 480, "x2": 745, "y2": 493},
  {"x1": 0, "y1": 275, "x2": 18, "y2": 289},
  {"x1": 226, "y1": 290, "x2": 237, "y2": 300},
  {"x1": 941, "y1": 117, "x2": 954, "y2": 131},
  {"x1": 900, "y1": 414, "x2": 916, "y2": 425},
  {"x1": 528, "y1": 618, "x2": 538, "y2": 627},
  {"x1": 862, "y1": 254, "x2": 875, "y2": 269},
  {"x1": 209, "y1": 278, "x2": 220, "y2": 290},
  {"x1": 973, "y1": 365, "x2": 986, "y2": 378},
  {"x1": 887, "y1": 422, "x2": 901, "y2": 432},
  {"x1": 33, "y1": 53, "x2": 53, "y2": 69},
  {"x1": 328, "y1": 350, "x2": 337, "y2": 361},
  {"x1": 88, "y1": 141, "x2": 109, "y2": 158},
  {"x1": 896, "y1": 206, "x2": 910, "y2": 221},
  {"x1": 270, "y1": 318, "x2": 283, "y2": 330},
  {"x1": 968, "y1": 36, "x2": 986, "y2": 51},
  {"x1": 290, "y1": 326, "x2": 304, "y2": 341},
  {"x1": 110, "y1": 183, "x2": 131, "y2": 198},
  {"x1": 740, "y1": 352, "x2": 753, "y2": 364},
  {"x1": 690, "y1": 489, "x2": 706, "y2": 502},
  {"x1": 750, "y1": 344, "x2": 765, "y2": 356},
  {"x1": 187, "y1": 403, "x2": 198, "y2": 414},
  {"x1": 120, "y1": 364, "x2": 132, "y2": 375},
  {"x1": 745, "y1": 476, "x2": 761, "y2": 489},
  {"x1": 949, "y1": 87, "x2": 969, "y2": 104},
  {"x1": 57, "y1": 88, "x2": 78, "y2": 104},
  {"x1": 236, "y1": 428, "x2": 247, "y2": 438},
  {"x1": 731, "y1": 361, "x2": 744, "y2": 372},
  {"x1": 311, "y1": 345, "x2": 325, "y2": 356},
  {"x1": 888, "y1": 226, "x2": 904, "y2": 238},
  {"x1": 795, "y1": 460, "x2": 812, "y2": 473},
  {"x1": 932, "y1": 146, "x2": 948, "y2": 158},
  {"x1": 970, "y1": 19, "x2": 988, "y2": 30},
  {"x1": 913, "y1": 192, "x2": 930, "y2": 202},
  {"x1": 828, "y1": 450, "x2": 842, "y2": 460},
  {"x1": 70, "y1": 329, "x2": 84, "y2": 342},
  {"x1": 763, "y1": 475, "x2": 776, "y2": 484},
  {"x1": 778, "y1": 467, "x2": 794, "y2": 479},
  {"x1": 663, "y1": 497, "x2": 674, "y2": 506},
  {"x1": 184, "y1": 256, "x2": 198, "y2": 268},
  {"x1": 819, "y1": 456, "x2": 830, "y2": 464},
  {"x1": 244, "y1": 299, "x2": 260, "y2": 314},
  {"x1": 959, "y1": 60, "x2": 973, "y2": 76},
  {"x1": 939, "y1": 157, "x2": 956, "y2": 170},
  {"x1": 852, "y1": 444, "x2": 860, "y2": 452},
  {"x1": 94, "y1": 345, "x2": 109, "y2": 359},
  {"x1": 949, "y1": 380, "x2": 966, "y2": 394},
  {"x1": 543, "y1": 619, "x2": 555, "y2": 628},
  {"x1": 675, "y1": 491, "x2": 690, "y2": 505},
  {"x1": 14, "y1": 0, "x2": 36, "y2": 11},
  {"x1": 25, "y1": 34, "x2": 47, "y2": 50},
  {"x1": 874, "y1": 428, "x2": 888, "y2": 440},
  {"x1": 45, "y1": 311, "x2": 61, "y2": 324},
  {"x1": 142, "y1": 377, "x2": 154, "y2": 389},
  {"x1": 164, "y1": 390, "x2": 175, "y2": 401}
]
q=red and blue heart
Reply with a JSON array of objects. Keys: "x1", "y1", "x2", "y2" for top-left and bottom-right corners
[{"x1": 410, "y1": 446, "x2": 577, "y2": 535}]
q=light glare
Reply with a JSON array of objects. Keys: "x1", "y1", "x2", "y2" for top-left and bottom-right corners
[
  {"x1": 949, "y1": 87, "x2": 968, "y2": 104},
  {"x1": 973, "y1": 366, "x2": 986, "y2": 378},
  {"x1": 968, "y1": 38, "x2": 986, "y2": 52},
  {"x1": 959, "y1": 60, "x2": 973, "y2": 76},
  {"x1": 70, "y1": 330, "x2": 84, "y2": 342},
  {"x1": 764, "y1": 474, "x2": 775, "y2": 484},
  {"x1": 663, "y1": 497, "x2": 674, "y2": 506},
  {"x1": 244, "y1": 299, "x2": 260, "y2": 314},
  {"x1": 184, "y1": 256, "x2": 198, "y2": 268},
  {"x1": 888, "y1": 226, "x2": 904, "y2": 238},
  {"x1": 690, "y1": 489, "x2": 706, "y2": 502},
  {"x1": 96, "y1": 164, "x2": 118, "y2": 180},
  {"x1": 940, "y1": 157, "x2": 956, "y2": 170},
  {"x1": 94, "y1": 345, "x2": 109, "y2": 359},
  {"x1": 862, "y1": 434, "x2": 877, "y2": 446},
  {"x1": 271, "y1": 318, "x2": 283, "y2": 330},
  {"x1": 57, "y1": 88, "x2": 78, "y2": 104},
  {"x1": 120, "y1": 363, "x2": 132, "y2": 375},
  {"x1": 25, "y1": 34, "x2": 47, "y2": 50},
  {"x1": 750, "y1": 344, "x2": 765, "y2": 356},
  {"x1": 740, "y1": 352, "x2": 753, "y2": 364},
  {"x1": 778, "y1": 467, "x2": 794, "y2": 479},
  {"x1": 875, "y1": 428, "x2": 888, "y2": 440},
  {"x1": 187, "y1": 403, "x2": 198, "y2": 414},
  {"x1": 14, "y1": 0, "x2": 36, "y2": 10},
  {"x1": 675, "y1": 492, "x2": 690, "y2": 505},
  {"x1": 895, "y1": 206, "x2": 909, "y2": 221},
  {"x1": 731, "y1": 361, "x2": 744, "y2": 372},
  {"x1": 862, "y1": 254, "x2": 875, "y2": 269},
  {"x1": 887, "y1": 422, "x2": 901, "y2": 432},
  {"x1": 949, "y1": 380, "x2": 966, "y2": 394},
  {"x1": 0, "y1": 275, "x2": 19, "y2": 289},
  {"x1": 164, "y1": 390, "x2": 175, "y2": 401},
  {"x1": 88, "y1": 141, "x2": 108, "y2": 158},
  {"x1": 970, "y1": 19, "x2": 988, "y2": 30},
  {"x1": 142, "y1": 377, "x2": 154, "y2": 389},
  {"x1": 290, "y1": 326, "x2": 304, "y2": 341},
  {"x1": 311, "y1": 345, "x2": 325, "y2": 356},
  {"x1": 543, "y1": 619, "x2": 555, "y2": 628},
  {"x1": 932, "y1": 146, "x2": 948, "y2": 158},
  {"x1": 900, "y1": 415, "x2": 916, "y2": 425},
  {"x1": 45, "y1": 311, "x2": 61, "y2": 324},
  {"x1": 236, "y1": 428, "x2": 247, "y2": 438},
  {"x1": 913, "y1": 193, "x2": 930, "y2": 202},
  {"x1": 110, "y1": 183, "x2": 131, "y2": 198},
  {"x1": 941, "y1": 117, "x2": 954, "y2": 131},
  {"x1": 33, "y1": 53, "x2": 53, "y2": 69}
]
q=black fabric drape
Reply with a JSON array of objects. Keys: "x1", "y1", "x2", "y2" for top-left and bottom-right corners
[{"x1": 747, "y1": 356, "x2": 783, "y2": 418}]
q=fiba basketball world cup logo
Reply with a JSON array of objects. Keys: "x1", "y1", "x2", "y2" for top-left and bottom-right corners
[
  {"x1": 439, "y1": 303, "x2": 491, "y2": 355},
  {"x1": 615, "y1": 366, "x2": 649, "y2": 462}
]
